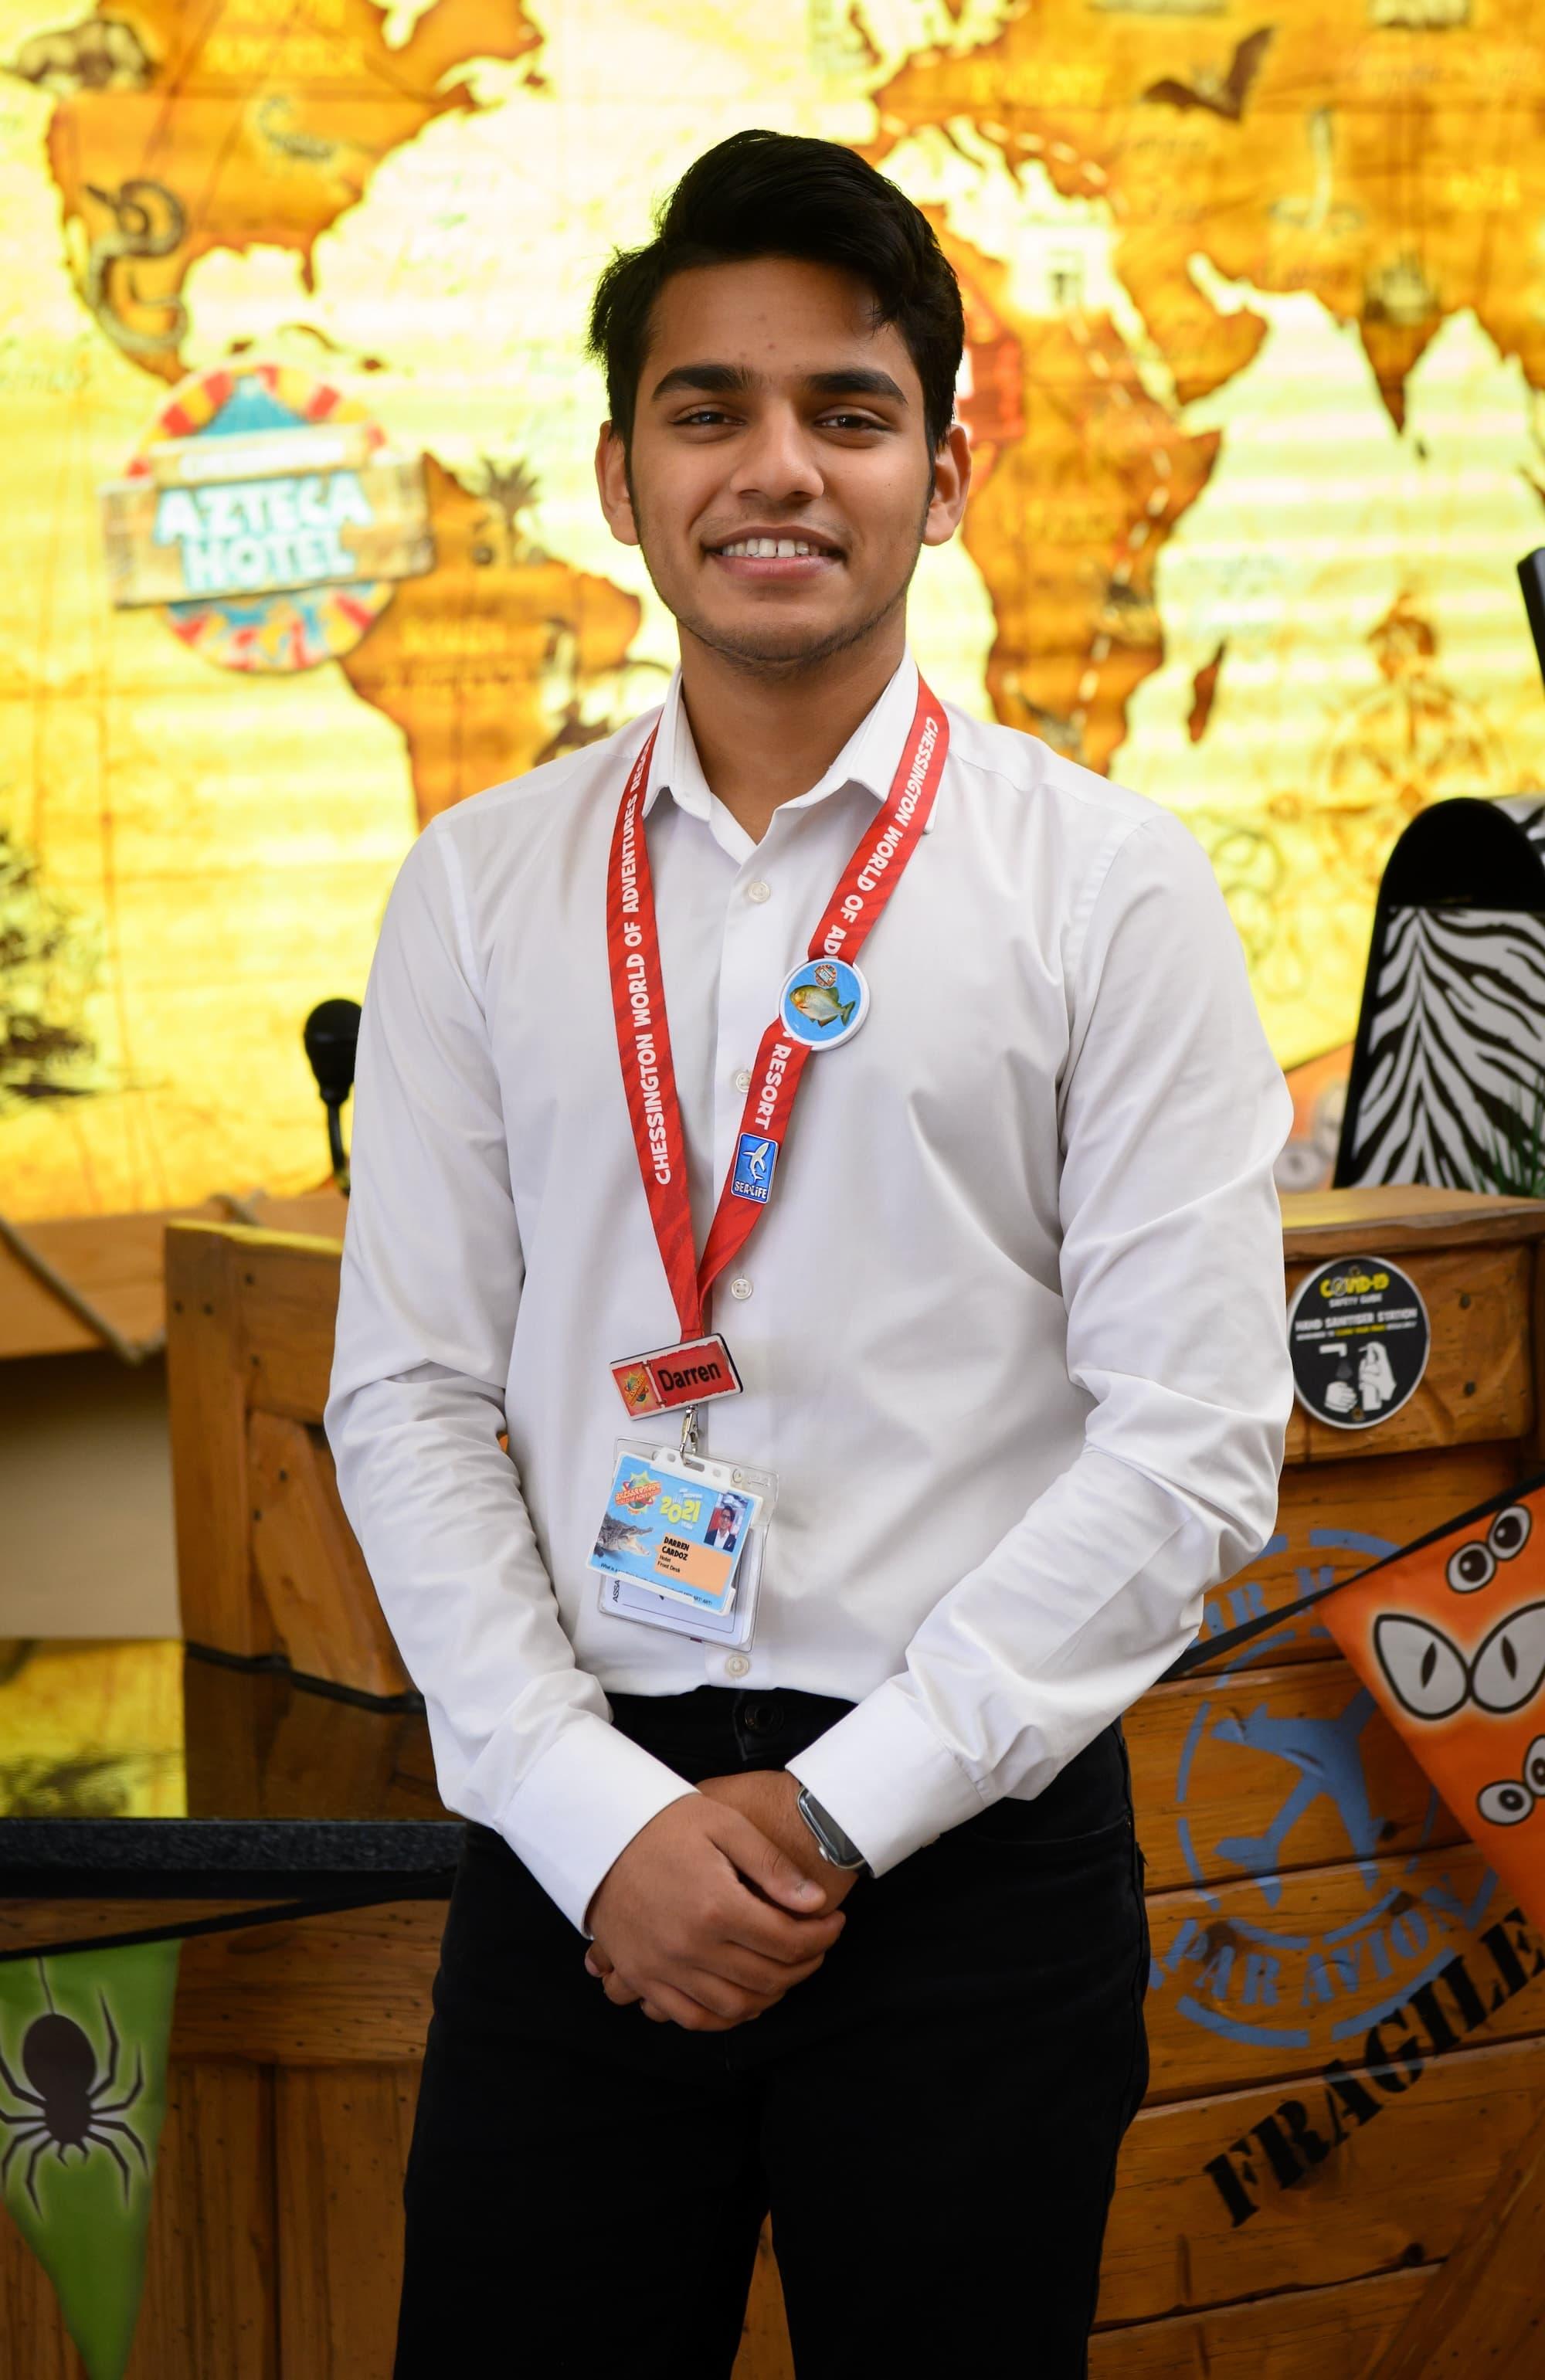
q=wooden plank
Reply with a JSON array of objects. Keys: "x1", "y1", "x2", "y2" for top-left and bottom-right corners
[
  {"x1": 275, "y1": 2064, "x2": 418, "y2": 2380},
  {"x1": 1195, "y1": 1441, "x2": 1521, "y2": 1671},
  {"x1": 0, "y1": 1192, "x2": 343, "y2": 1363},
  {"x1": 1283, "y1": 1244, "x2": 1533, "y2": 1466},
  {"x1": 1089, "y1": 2266, "x2": 1434, "y2": 2378},
  {"x1": 1367, "y1": 2099, "x2": 1545, "y2": 2378},
  {"x1": 230, "y1": 1230, "x2": 345, "y2": 1424},
  {"x1": 1146, "y1": 1845, "x2": 1545, "y2": 2102},
  {"x1": 169, "y1": 1903, "x2": 443, "y2": 2066},
  {"x1": 1098, "y1": 2032, "x2": 1545, "y2": 2325},
  {"x1": 1281, "y1": 1187, "x2": 1545, "y2": 1259},
  {"x1": 0, "y1": 1898, "x2": 283, "y2": 1957},
  {"x1": 183, "y1": 1650, "x2": 440, "y2": 1828},
  {"x1": 1129, "y1": 1659, "x2": 1465, "y2": 1895},
  {"x1": 248, "y1": 1411, "x2": 411, "y2": 1698},
  {"x1": 127, "y1": 2059, "x2": 277, "y2": 2379},
  {"x1": 165, "y1": 1227, "x2": 273, "y2": 1659},
  {"x1": 1527, "y1": 1241, "x2": 1545, "y2": 1471},
  {"x1": 0, "y1": 1208, "x2": 185, "y2": 1360},
  {"x1": 0, "y1": 2201, "x2": 76, "y2": 2379}
]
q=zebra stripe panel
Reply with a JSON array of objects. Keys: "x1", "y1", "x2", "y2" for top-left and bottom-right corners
[{"x1": 1340, "y1": 905, "x2": 1545, "y2": 1191}]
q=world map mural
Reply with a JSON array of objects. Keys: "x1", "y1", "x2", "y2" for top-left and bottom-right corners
[{"x1": 4, "y1": 0, "x2": 1545, "y2": 1218}]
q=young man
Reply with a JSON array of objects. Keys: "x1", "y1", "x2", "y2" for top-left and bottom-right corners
[{"x1": 326, "y1": 130, "x2": 1292, "y2": 2378}]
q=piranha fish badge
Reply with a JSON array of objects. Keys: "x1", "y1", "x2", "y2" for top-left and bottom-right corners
[
  {"x1": 779, "y1": 956, "x2": 869, "y2": 1050},
  {"x1": 1325, "y1": 1477, "x2": 1545, "y2": 1932}
]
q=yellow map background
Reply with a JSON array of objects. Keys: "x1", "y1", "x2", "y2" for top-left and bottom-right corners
[{"x1": 4, "y1": 0, "x2": 1545, "y2": 1219}]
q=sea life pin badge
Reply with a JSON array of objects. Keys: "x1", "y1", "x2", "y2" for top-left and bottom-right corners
[{"x1": 778, "y1": 957, "x2": 869, "y2": 1049}]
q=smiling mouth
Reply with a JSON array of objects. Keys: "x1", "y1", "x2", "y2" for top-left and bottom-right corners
[
  {"x1": 705, "y1": 532, "x2": 844, "y2": 583},
  {"x1": 711, "y1": 535, "x2": 840, "y2": 560}
]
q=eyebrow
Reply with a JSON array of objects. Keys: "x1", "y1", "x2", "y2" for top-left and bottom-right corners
[{"x1": 649, "y1": 362, "x2": 909, "y2": 406}]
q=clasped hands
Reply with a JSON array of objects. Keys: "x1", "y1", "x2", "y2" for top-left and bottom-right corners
[{"x1": 581, "y1": 1770, "x2": 861, "y2": 2032}]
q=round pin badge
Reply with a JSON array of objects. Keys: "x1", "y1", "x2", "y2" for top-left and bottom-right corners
[{"x1": 778, "y1": 957, "x2": 870, "y2": 1049}]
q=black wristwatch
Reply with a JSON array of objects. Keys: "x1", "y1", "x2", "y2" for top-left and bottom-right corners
[{"x1": 794, "y1": 1784, "x2": 870, "y2": 1873}]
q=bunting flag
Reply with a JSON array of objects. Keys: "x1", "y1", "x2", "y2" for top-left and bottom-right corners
[
  {"x1": 0, "y1": 1942, "x2": 180, "y2": 2380},
  {"x1": 1325, "y1": 1476, "x2": 1545, "y2": 1933}
]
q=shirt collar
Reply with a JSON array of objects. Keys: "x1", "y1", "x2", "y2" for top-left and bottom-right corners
[{"x1": 640, "y1": 650, "x2": 935, "y2": 834}]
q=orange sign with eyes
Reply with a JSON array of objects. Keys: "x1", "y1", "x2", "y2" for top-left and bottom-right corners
[{"x1": 1326, "y1": 1481, "x2": 1545, "y2": 1929}]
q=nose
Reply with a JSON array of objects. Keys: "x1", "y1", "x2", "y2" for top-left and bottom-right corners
[{"x1": 726, "y1": 404, "x2": 824, "y2": 508}]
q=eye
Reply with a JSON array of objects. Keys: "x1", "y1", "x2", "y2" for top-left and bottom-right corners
[
  {"x1": 1374, "y1": 1614, "x2": 1468, "y2": 1720},
  {"x1": 1489, "y1": 1506, "x2": 1533, "y2": 1562},
  {"x1": 1478, "y1": 1778, "x2": 1534, "y2": 1826},
  {"x1": 1472, "y1": 1602, "x2": 1545, "y2": 1714},
  {"x1": 1447, "y1": 1541, "x2": 1496, "y2": 1594},
  {"x1": 1526, "y1": 1735, "x2": 1545, "y2": 1796}
]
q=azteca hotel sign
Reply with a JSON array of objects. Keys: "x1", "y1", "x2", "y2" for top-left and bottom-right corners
[{"x1": 99, "y1": 363, "x2": 433, "y2": 672}]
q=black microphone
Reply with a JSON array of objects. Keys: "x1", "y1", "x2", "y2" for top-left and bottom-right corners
[
  {"x1": 303, "y1": 998, "x2": 361, "y2": 1195},
  {"x1": 1519, "y1": 548, "x2": 1545, "y2": 691}
]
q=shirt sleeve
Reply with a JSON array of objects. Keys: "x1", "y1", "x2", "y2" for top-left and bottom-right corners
[
  {"x1": 323, "y1": 822, "x2": 698, "y2": 1937},
  {"x1": 786, "y1": 806, "x2": 1295, "y2": 1872}
]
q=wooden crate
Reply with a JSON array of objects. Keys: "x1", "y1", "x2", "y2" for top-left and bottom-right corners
[{"x1": 6, "y1": 1187, "x2": 1545, "y2": 2375}]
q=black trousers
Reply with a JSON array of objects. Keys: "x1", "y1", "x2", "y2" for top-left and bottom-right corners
[{"x1": 395, "y1": 1686, "x2": 1149, "y2": 2379}]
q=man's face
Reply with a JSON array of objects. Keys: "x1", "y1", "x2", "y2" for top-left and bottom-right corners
[{"x1": 595, "y1": 256, "x2": 969, "y2": 671}]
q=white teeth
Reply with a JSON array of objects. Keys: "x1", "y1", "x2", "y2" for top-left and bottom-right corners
[{"x1": 718, "y1": 538, "x2": 826, "y2": 559}]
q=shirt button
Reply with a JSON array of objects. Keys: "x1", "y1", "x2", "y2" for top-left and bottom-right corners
[
  {"x1": 745, "y1": 880, "x2": 772, "y2": 905},
  {"x1": 728, "y1": 1276, "x2": 753, "y2": 1301},
  {"x1": 732, "y1": 1067, "x2": 752, "y2": 1093},
  {"x1": 725, "y1": 1653, "x2": 751, "y2": 1678}
]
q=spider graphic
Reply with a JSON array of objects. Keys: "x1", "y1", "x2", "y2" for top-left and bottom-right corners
[{"x1": 0, "y1": 1969, "x2": 149, "y2": 2212}]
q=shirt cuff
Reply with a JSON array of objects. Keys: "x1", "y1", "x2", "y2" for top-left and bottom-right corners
[
  {"x1": 784, "y1": 1679, "x2": 986, "y2": 1877},
  {"x1": 496, "y1": 1710, "x2": 700, "y2": 1937}
]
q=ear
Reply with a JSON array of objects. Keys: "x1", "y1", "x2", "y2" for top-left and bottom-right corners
[
  {"x1": 595, "y1": 423, "x2": 640, "y2": 548},
  {"x1": 922, "y1": 421, "x2": 972, "y2": 548}
]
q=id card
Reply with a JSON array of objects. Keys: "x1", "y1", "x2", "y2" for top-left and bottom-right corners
[{"x1": 591, "y1": 1441, "x2": 776, "y2": 1647}]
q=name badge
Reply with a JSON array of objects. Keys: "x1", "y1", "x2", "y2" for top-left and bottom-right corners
[
  {"x1": 589, "y1": 1448, "x2": 763, "y2": 1615},
  {"x1": 609, "y1": 1333, "x2": 741, "y2": 1420}
]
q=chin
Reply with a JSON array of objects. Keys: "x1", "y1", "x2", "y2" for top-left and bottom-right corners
[{"x1": 691, "y1": 608, "x2": 881, "y2": 672}]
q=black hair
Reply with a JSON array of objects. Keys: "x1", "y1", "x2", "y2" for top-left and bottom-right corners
[{"x1": 588, "y1": 129, "x2": 964, "y2": 454}]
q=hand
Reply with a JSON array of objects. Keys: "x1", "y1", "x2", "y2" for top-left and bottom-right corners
[
  {"x1": 698, "y1": 1770, "x2": 863, "y2": 1917},
  {"x1": 582, "y1": 1790, "x2": 847, "y2": 2032}
]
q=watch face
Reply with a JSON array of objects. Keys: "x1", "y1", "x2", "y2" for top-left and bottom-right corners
[{"x1": 800, "y1": 1789, "x2": 864, "y2": 1869}]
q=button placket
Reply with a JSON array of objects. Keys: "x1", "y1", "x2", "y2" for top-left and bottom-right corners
[{"x1": 712, "y1": 857, "x2": 786, "y2": 1193}]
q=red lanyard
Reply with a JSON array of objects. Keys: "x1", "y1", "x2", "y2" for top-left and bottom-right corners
[{"x1": 606, "y1": 676, "x2": 949, "y2": 1344}]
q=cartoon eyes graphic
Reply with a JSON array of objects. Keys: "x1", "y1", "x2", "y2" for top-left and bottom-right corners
[
  {"x1": 1477, "y1": 1735, "x2": 1545, "y2": 1828},
  {"x1": 1373, "y1": 1602, "x2": 1545, "y2": 1720},
  {"x1": 1445, "y1": 1504, "x2": 1533, "y2": 1594}
]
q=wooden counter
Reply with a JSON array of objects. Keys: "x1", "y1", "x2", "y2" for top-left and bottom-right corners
[{"x1": 4, "y1": 1186, "x2": 1545, "y2": 2377}]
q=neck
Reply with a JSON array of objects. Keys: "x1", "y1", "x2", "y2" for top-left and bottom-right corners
[{"x1": 677, "y1": 616, "x2": 907, "y2": 843}]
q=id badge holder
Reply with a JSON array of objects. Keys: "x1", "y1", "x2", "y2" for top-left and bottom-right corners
[{"x1": 589, "y1": 1428, "x2": 778, "y2": 1650}]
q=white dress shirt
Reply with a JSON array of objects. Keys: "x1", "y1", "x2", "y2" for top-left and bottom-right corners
[{"x1": 324, "y1": 653, "x2": 1294, "y2": 1937}]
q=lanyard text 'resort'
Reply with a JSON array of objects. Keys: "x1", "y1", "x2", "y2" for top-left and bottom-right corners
[{"x1": 606, "y1": 679, "x2": 949, "y2": 1346}]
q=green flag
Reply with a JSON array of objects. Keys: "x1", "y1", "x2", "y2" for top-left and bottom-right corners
[{"x1": 0, "y1": 1943, "x2": 180, "y2": 2380}]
